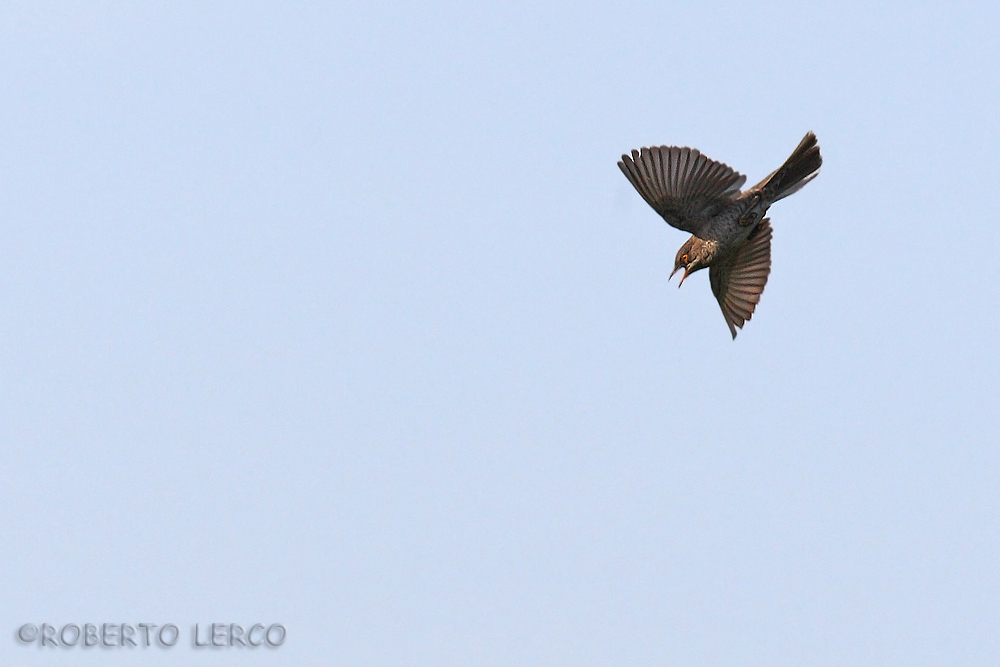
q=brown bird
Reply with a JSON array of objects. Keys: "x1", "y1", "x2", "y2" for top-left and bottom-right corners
[{"x1": 618, "y1": 132, "x2": 821, "y2": 338}]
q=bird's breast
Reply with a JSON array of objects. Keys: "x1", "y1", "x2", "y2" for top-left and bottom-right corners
[{"x1": 704, "y1": 207, "x2": 753, "y2": 248}]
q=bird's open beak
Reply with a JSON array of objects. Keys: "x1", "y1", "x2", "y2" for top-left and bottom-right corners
[
  {"x1": 669, "y1": 265, "x2": 679, "y2": 280},
  {"x1": 674, "y1": 266, "x2": 691, "y2": 288}
]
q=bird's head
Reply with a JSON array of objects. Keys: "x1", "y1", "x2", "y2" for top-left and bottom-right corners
[{"x1": 670, "y1": 238, "x2": 712, "y2": 287}]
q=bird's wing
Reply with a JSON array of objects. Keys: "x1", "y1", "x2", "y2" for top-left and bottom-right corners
[
  {"x1": 618, "y1": 146, "x2": 746, "y2": 235},
  {"x1": 709, "y1": 219, "x2": 772, "y2": 339}
]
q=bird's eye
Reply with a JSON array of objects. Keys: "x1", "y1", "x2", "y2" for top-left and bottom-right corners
[{"x1": 681, "y1": 254, "x2": 689, "y2": 264}]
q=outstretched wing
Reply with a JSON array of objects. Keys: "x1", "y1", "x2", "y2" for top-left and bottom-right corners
[
  {"x1": 618, "y1": 146, "x2": 746, "y2": 236},
  {"x1": 709, "y1": 219, "x2": 772, "y2": 339}
]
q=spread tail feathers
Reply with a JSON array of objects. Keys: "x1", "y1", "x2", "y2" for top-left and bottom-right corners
[{"x1": 754, "y1": 132, "x2": 822, "y2": 202}]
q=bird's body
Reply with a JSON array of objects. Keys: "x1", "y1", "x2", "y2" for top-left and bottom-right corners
[{"x1": 618, "y1": 132, "x2": 821, "y2": 338}]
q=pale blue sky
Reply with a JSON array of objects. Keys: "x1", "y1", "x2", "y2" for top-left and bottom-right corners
[{"x1": 2, "y1": 2, "x2": 998, "y2": 665}]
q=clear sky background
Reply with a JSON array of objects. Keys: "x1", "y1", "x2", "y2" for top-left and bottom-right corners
[{"x1": 2, "y1": 2, "x2": 998, "y2": 665}]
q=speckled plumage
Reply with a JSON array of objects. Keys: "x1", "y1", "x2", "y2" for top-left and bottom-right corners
[{"x1": 618, "y1": 133, "x2": 822, "y2": 339}]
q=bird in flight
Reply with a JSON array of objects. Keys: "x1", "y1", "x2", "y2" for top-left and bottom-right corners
[{"x1": 618, "y1": 133, "x2": 821, "y2": 338}]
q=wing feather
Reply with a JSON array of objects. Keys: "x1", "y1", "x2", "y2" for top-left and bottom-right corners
[
  {"x1": 618, "y1": 144, "x2": 746, "y2": 236},
  {"x1": 709, "y1": 219, "x2": 773, "y2": 339}
]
